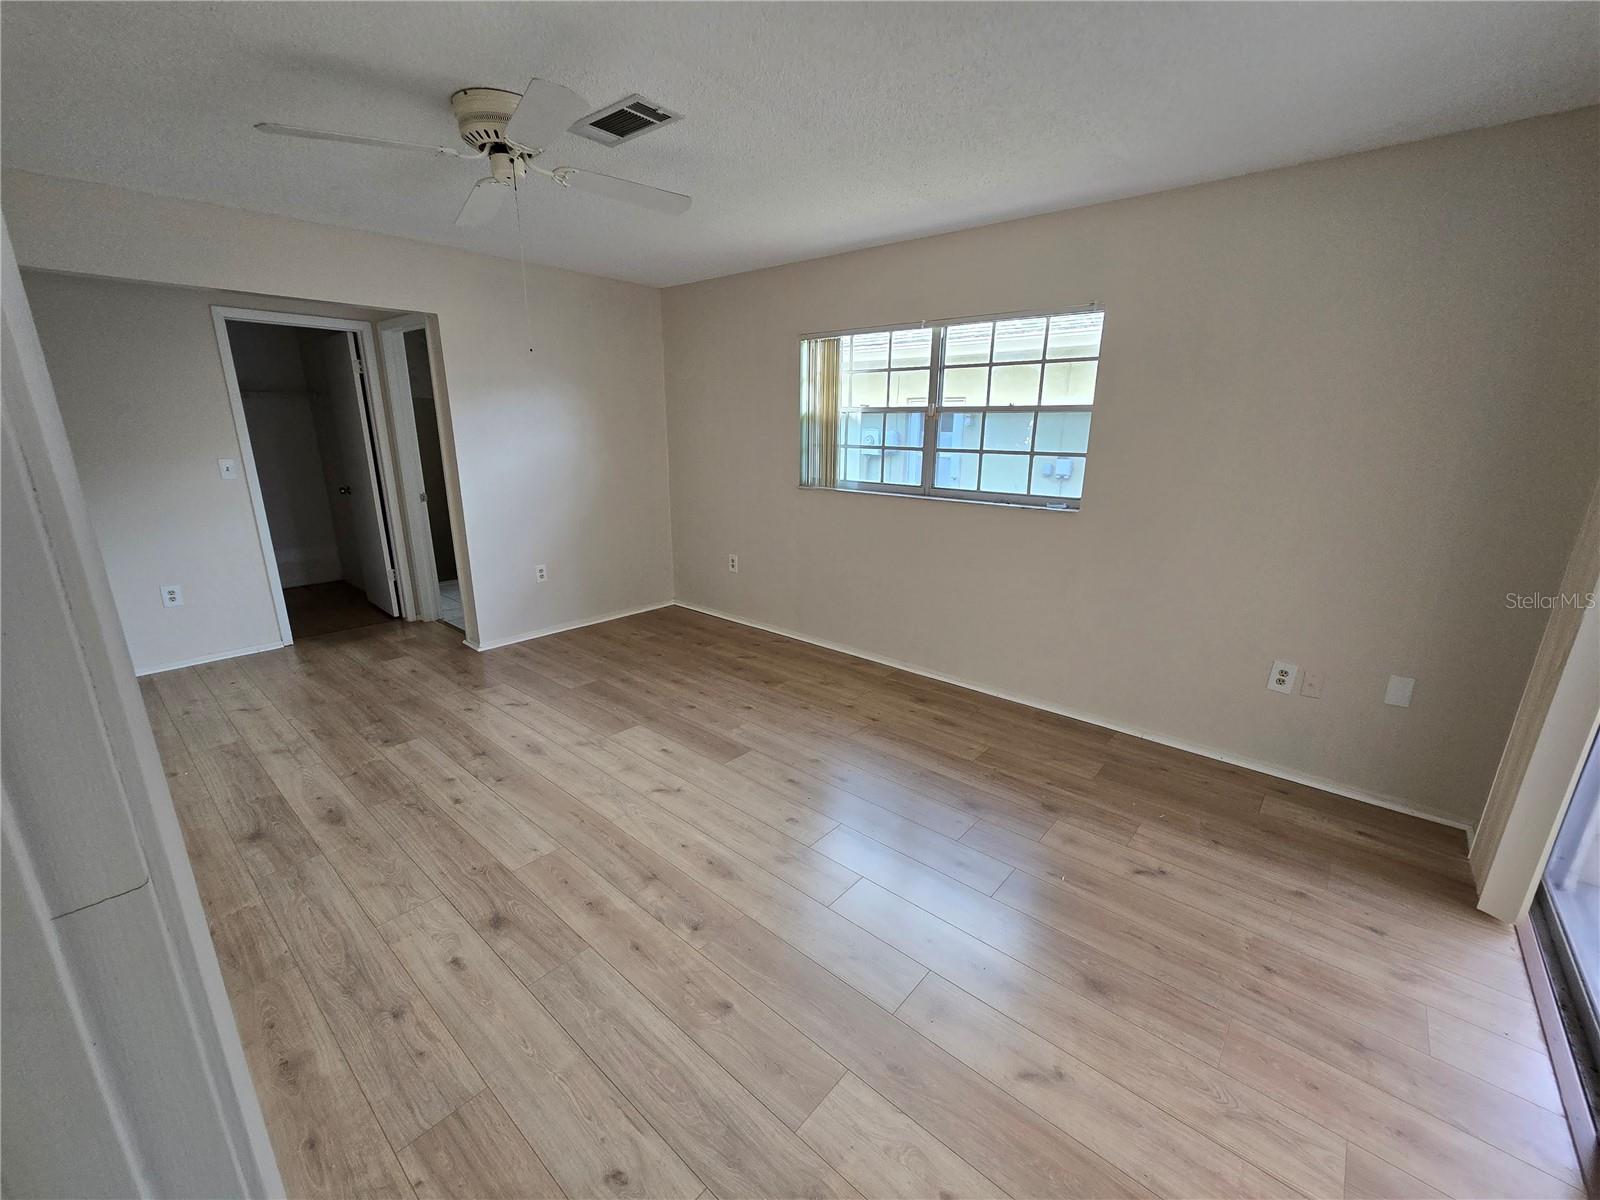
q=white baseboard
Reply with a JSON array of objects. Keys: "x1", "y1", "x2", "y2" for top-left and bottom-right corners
[
  {"x1": 135, "y1": 640, "x2": 285, "y2": 677},
  {"x1": 673, "y1": 601, "x2": 1473, "y2": 833},
  {"x1": 467, "y1": 601, "x2": 675, "y2": 653}
]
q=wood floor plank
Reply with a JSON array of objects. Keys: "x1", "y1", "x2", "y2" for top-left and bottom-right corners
[
  {"x1": 1342, "y1": 1147, "x2": 1446, "y2": 1200},
  {"x1": 208, "y1": 902, "x2": 294, "y2": 998},
  {"x1": 385, "y1": 738, "x2": 559, "y2": 870},
  {"x1": 398, "y1": 1090, "x2": 563, "y2": 1200},
  {"x1": 1220, "y1": 1021, "x2": 1581, "y2": 1199},
  {"x1": 534, "y1": 949, "x2": 860, "y2": 1200},
  {"x1": 832, "y1": 879, "x2": 1346, "y2": 1198},
  {"x1": 1426, "y1": 1008, "x2": 1565, "y2": 1114},
  {"x1": 344, "y1": 756, "x2": 585, "y2": 989},
  {"x1": 375, "y1": 698, "x2": 748, "y2": 951},
  {"x1": 601, "y1": 726, "x2": 840, "y2": 846},
  {"x1": 900, "y1": 973, "x2": 1321, "y2": 1199},
  {"x1": 991, "y1": 863, "x2": 1431, "y2": 1050},
  {"x1": 818, "y1": 826, "x2": 1227, "y2": 1061},
  {"x1": 728, "y1": 726, "x2": 976, "y2": 840},
  {"x1": 257, "y1": 856, "x2": 483, "y2": 1147},
  {"x1": 520, "y1": 849, "x2": 845, "y2": 1131},
  {"x1": 796, "y1": 1072, "x2": 1004, "y2": 1200},
  {"x1": 383, "y1": 897, "x2": 705, "y2": 1200},
  {"x1": 1235, "y1": 992, "x2": 1580, "y2": 1185},
  {"x1": 702, "y1": 914, "x2": 1153, "y2": 1200},
  {"x1": 236, "y1": 969, "x2": 416, "y2": 1200},
  {"x1": 588, "y1": 739, "x2": 857, "y2": 903},
  {"x1": 190, "y1": 741, "x2": 320, "y2": 879},
  {"x1": 154, "y1": 667, "x2": 240, "y2": 751},
  {"x1": 1023, "y1": 817, "x2": 1537, "y2": 1002},
  {"x1": 453, "y1": 698, "x2": 925, "y2": 1010}
]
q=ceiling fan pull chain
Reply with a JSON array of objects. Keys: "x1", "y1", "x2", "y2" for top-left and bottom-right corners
[{"x1": 512, "y1": 171, "x2": 535, "y2": 354}]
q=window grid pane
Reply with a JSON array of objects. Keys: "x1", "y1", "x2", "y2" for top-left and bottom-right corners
[{"x1": 810, "y1": 309, "x2": 1100, "y2": 506}]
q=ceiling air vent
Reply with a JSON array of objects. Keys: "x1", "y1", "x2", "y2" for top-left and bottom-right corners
[{"x1": 570, "y1": 95, "x2": 680, "y2": 147}]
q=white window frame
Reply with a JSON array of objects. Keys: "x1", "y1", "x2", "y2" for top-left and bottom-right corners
[{"x1": 803, "y1": 305, "x2": 1102, "y2": 511}]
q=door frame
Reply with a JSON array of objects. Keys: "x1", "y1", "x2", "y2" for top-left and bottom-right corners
[
  {"x1": 211, "y1": 307, "x2": 413, "y2": 642},
  {"x1": 6, "y1": 222, "x2": 283, "y2": 1196},
  {"x1": 376, "y1": 313, "x2": 478, "y2": 644}
]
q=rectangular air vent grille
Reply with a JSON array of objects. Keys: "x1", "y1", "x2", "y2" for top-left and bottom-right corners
[{"x1": 571, "y1": 95, "x2": 680, "y2": 146}]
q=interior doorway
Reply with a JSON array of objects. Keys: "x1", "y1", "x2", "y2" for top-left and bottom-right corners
[{"x1": 217, "y1": 312, "x2": 403, "y2": 642}]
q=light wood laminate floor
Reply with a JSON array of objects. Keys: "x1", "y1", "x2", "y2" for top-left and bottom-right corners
[{"x1": 140, "y1": 606, "x2": 1582, "y2": 1200}]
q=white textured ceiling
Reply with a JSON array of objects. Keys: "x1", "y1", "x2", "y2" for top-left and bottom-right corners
[{"x1": 3, "y1": 2, "x2": 1596, "y2": 287}]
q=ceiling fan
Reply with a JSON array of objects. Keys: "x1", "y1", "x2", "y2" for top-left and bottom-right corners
[{"x1": 256, "y1": 78, "x2": 691, "y2": 226}]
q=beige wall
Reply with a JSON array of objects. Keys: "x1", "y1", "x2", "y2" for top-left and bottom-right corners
[
  {"x1": 5, "y1": 171, "x2": 675, "y2": 670},
  {"x1": 1473, "y1": 480, "x2": 1600, "y2": 920},
  {"x1": 661, "y1": 109, "x2": 1600, "y2": 827}
]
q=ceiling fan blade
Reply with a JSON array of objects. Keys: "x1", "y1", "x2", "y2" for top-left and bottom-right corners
[
  {"x1": 456, "y1": 178, "x2": 507, "y2": 226},
  {"x1": 554, "y1": 167, "x2": 692, "y2": 215},
  {"x1": 255, "y1": 122, "x2": 461, "y2": 156},
  {"x1": 503, "y1": 78, "x2": 591, "y2": 150}
]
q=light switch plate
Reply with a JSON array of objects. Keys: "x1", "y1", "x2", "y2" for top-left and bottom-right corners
[
  {"x1": 1385, "y1": 675, "x2": 1415, "y2": 707},
  {"x1": 1267, "y1": 660, "x2": 1298, "y2": 694},
  {"x1": 217, "y1": 458, "x2": 239, "y2": 480},
  {"x1": 1300, "y1": 670, "x2": 1324, "y2": 699}
]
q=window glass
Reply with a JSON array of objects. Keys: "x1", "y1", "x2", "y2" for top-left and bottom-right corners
[
  {"x1": 934, "y1": 451, "x2": 979, "y2": 490},
  {"x1": 842, "y1": 446, "x2": 881, "y2": 484},
  {"x1": 937, "y1": 411, "x2": 982, "y2": 449},
  {"x1": 889, "y1": 369, "x2": 931, "y2": 407},
  {"x1": 993, "y1": 317, "x2": 1047, "y2": 362},
  {"x1": 882, "y1": 450, "x2": 923, "y2": 486},
  {"x1": 1041, "y1": 361, "x2": 1097, "y2": 406},
  {"x1": 989, "y1": 364, "x2": 1041, "y2": 407},
  {"x1": 982, "y1": 411, "x2": 1034, "y2": 452},
  {"x1": 849, "y1": 371, "x2": 888, "y2": 408},
  {"x1": 890, "y1": 328, "x2": 932, "y2": 369},
  {"x1": 942, "y1": 366, "x2": 989, "y2": 407},
  {"x1": 804, "y1": 307, "x2": 1102, "y2": 507},
  {"x1": 1046, "y1": 312, "x2": 1103, "y2": 360},
  {"x1": 847, "y1": 330, "x2": 889, "y2": 372},
  {"x1": 1030, "y1": 455, "x2": 1085, "y2": 499},
  {"x1": 884, "y1": 412, "x2": 923, "y2": 447},
  {"x1": 944, "y1": 322, "x2": 992, "y2": 365},
  {"x1": 1034, "y1": 411, "x2": 1091, "y2": 454},
  {"x1": 979, "y1": 454, "x2": 1030, "y2": 494}
]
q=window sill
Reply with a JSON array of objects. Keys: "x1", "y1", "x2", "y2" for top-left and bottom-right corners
[{"x1": 800, "y1": 484, "x2": 1079, "y2": 513}]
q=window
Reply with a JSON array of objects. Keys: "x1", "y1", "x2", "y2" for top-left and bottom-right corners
[{"x1": 800, "y1": 308, "x2": 1103, "y2": 509}]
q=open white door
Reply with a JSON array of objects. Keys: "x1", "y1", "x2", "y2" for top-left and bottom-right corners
[
  {"x1": 322, "y1": 332, "x2": 399, "y2": 617},
  {"x1": 377, "y1": 316, "x2": 439, "y2": 621}
]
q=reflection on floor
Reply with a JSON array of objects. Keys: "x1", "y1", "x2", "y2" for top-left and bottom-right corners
[
  {"x1": 438, "y1": 579, "x2": 464, "y2": 631},
  {"x1": 283, "y1": 580, "x2": 396, "y2": 640}
]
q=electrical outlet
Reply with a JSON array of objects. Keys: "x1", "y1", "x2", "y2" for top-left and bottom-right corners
[
  {"x1": 535, "y1": 564, "x2": 549, "y2": 583},
  {"x1": 1300, "y1": 670, "x2": 1324, "y2": 699},
  {"x1": 728, "y1": 553, "x2": 739, "y2": 574},
  {"x1": 161, "y1": 584, "x2": 184, "y2": 608},
  {"x1": 217, "y1": 458, "x2": 239, "y2": 480},
  {"x1": 1266, "y1": 660, "x2": 1298, "y2": 694},
  {"x1": 1384, "y1": 675, "x2": 1415, "y2": 707}
]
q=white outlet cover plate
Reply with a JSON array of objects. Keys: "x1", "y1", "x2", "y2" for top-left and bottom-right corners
[
  {"x1": 1385, "y1": 675, "x2": 1415, "y2": 707},
  {"x1": 217, "y1": 458, "x2": 238, "y2": 479},
  {"x1": 161, "y1": 584, "x2": 183, "y2": 608},
  {"x1": 1267, "y1": 659, "x2": 1298, "y2": 694}
]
